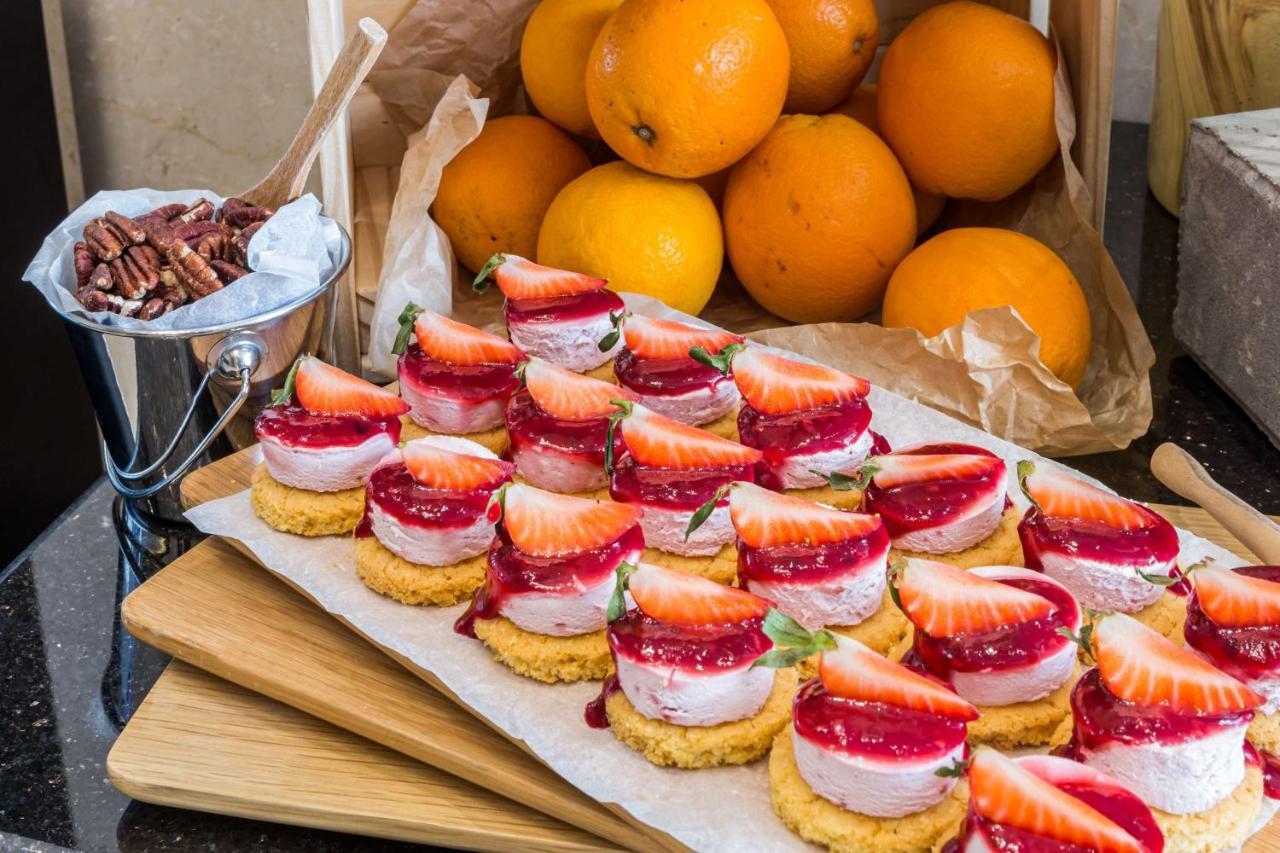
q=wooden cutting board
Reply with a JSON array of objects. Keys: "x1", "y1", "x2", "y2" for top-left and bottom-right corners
[
  {"x1": 109, "y1": 661, "x2": 616, "y2": 851},
  {"x1": 120, "y1": 445, "x2": 1280, "y2": 851}
]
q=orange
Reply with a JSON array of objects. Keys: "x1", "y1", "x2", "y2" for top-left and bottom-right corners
[
  {"x1": 832, "y1": 84, "x2": 945, "y2": 235},
  {"x1": 433, "y1": 116, "x2": 590, "y2": 273},
  {"x1": 585, "y1": 0, "x2": 790, "y2": 178},
  {"x1": 520, "y1": 0, "x2": 623, "y2": 137},
  {"x1": 537, "y1": 161, "x2": 724, "y2": 315},
  {"x1": 876, "y1": 1, "x2": 1058, "y2": 202},
  {"x1": 767, "y1": 0, "x2": 878, "y2": 113},
  {"x1": 723, "y1": 114, "x2": 916, "y2": 323},
  {"x1": 882, "y1": 228, "x2": 1092, "y2": 388}
]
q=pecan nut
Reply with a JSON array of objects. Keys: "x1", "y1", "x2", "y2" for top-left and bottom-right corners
[
  {"x1": 103, "y1": 211, "x2": 146, "y2": 245},
  {"x1": 221, "y1": 197, "x2": 274, "y2": 229},
  {"x1": 137, "y1": 203, "x2": 187, "y2": 226},
  {"x1": 209, "y1": 260, "x2": 249, "y2": 284},
  {"x1": 83, "y1": 218, "x2": 127, "y2": 261},
  {"x1": 230, "y1": 220, "x2": 264, "y2": 267},
  {"x1": 175, "y1": 198, "x2": 215, "y2": 225},
  {"x1": 74, "y1": 242, "x2": 95, "y2": 287},
  {"x1": 138, "y1": 297, "x2": 171, "y2": 320},
  {"x1": 165, "y1": 240, "x2": 221, "y2": 298},
  {"x1": 88, "y1": 262, "x2": 113, "y2": 292}
]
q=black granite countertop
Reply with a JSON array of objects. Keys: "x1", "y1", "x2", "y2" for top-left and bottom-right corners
[{"x1": 2, "y1": 121, "x2": 1279, "y2": 852}]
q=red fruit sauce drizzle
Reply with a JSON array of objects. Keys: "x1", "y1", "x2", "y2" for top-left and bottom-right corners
[
  {"x1": 504, "y1": 289, "x2": 624, "y2": 325},
  {"x1": 793, "y1": 676, "x2": 967, "y2": 760},
  {"x1": 397, "y1": 342, "x2": 521, "y2": 400},
  {"x1": 357, "y1": 462, "x2": 505, "y2": 537},
  {"x1": 739, "y1": 398, "x2": 874, "y2": 490},
  {"x1": 1018, "y1": 504, "x2": 1179, "y2": 569},
  {"x1": 862, "y1": 443, "x2": 1006, "y2": 538},
  {"x1": 614, "y1": 347, "x2": 730, "y2": 397},
  {"x1": 609, "y1": 455, "x2": 755, "y2": 511},
  {"x1": 1184, "y1": 566, "x2": 1280, "y2": 680},
  {"x1": 504, "y1": 389, "x2": 620, "y2": 463},
  {"x1": 737, "y1": 524, "x2": 890, "y2": 586},
  {"x1": 254, "y1": 402, "x2": 401, "y2": 449}
]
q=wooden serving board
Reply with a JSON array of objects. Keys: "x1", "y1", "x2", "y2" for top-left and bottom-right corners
[{"x1": 109, "y1": 662, "x2": 615, "y2": 852}]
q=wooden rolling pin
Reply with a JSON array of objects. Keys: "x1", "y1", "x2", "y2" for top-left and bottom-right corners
[
  {"x1": 1147, "y1": 0, "x2": 1280, "y2": 216},
  {"x1": 1150, "y1": 442, "x2": 1280, "y2": 564}
]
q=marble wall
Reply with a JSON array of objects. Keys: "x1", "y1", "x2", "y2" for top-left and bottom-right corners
[{"x1": 1115, "y1": 0, "x2": 1159, "y2": 123}]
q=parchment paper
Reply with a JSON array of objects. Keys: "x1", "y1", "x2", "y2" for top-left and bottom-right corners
[
  {"x1": 186, "y1": 298, "x2": 1238, "y2": 853},
  {"x1": 23, "y1": 190, "x2": 341, "y2": 332},
  {"x1": 357, "y1": 1, "x2": 1155, "y2": 458}
]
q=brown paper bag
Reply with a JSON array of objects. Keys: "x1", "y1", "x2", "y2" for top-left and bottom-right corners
[{"x1": 364, "y1": 0, "x2": 1154, "y2": 457}]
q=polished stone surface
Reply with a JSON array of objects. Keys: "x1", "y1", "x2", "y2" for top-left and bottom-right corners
[{"x1": 2, "y1": 122, "x2": 1278, "y2": 851}]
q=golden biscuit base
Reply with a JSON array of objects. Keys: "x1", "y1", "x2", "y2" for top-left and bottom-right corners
[
  {"x1": 1151, "y1": 765, "x2": 1262, "y2": 853},
  {"x1": 769, "y1": 724, "x2": 968, "y2": 853},
  {"x1": 603, "y1": 668, "x2": 797, "y2": 768},
  {"x1": 353, "y1": 536, "x2": 485, "y2": 607},
  {"x1": 889, "y1": 507, "x2": 1023, "y2": 570},
  {"x1": 786, "y1": 485, "x2": 865, "y2": 511},
  {"x1": 582, "y1": 360, "x2": 617, "y2": 382},
  {"x1": 250, "y1": 464, "x2": 364, "y2": 537},
  {"x1": 1249, "y1": 709, "x2": 1280, "y2": 756},
  {"x1": 1079, "y1": 594, "x2": 1186, "y2": 662},
  {"x1": 471, "y1": 616, "x2": 609, "y2": 683},
  {"x1": 967, "y1": 664, "x2": 1079, "y2": 751},
  {"x1": 700, "y1": 407, "x2": 740, "y2": 441},
  {"x1": 797, "y1": 589, "x2": 913, "y2": 679},
  {"x1": 642, "y1": 544, "x2": 738, "y2": 585},
  {"x1": 398, "y1": 419, "x2": 509, "y2": 456}
]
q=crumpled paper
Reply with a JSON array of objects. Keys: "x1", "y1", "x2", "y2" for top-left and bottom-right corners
[
  {"x1": 24, "y1": 189, "x2": 342, "y2": 333},
  {"x1": 184, "y1": 297, "x2": 1237, "y2": 852},
  {"x1": 356, "y1": 0, "x2": 1154, "y2": 458}
]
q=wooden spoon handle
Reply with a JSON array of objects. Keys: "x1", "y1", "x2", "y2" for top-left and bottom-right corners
[
  {"x1": 239, "y1": 17, "x2": 386, "y2": 208},
  {"x1": 1150, "y1": 442, "x2": 1280, "y2": 564}
]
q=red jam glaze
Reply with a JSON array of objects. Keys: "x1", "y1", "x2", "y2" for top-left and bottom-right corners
[
  {"x1": 585, "y1": 672, "x2": 622, "y2": 729},
  {"x1": 504, "y1": 389, "x2": 620, "y2": 464},
  {"x1": 1184, "y1": 566, "x2": 1280, "y2": 681},
  {"x1": 613, "y1": 347, "x2": 729, "y2": 397},
  {"x1": 608, "y1": 455, "x2": 755, "y2": 511},
  {"x1": 792, "y1": 677, "x2": 967, "y2": 760},
  {"x1": 397, "y1": 342, "x2": 520, "y2": 401},
  {"x1": 360, "y1": 461, "x2": 505, "y2": 537},
  {"x1": 862, "y1": 443, "x2": 1006, "y2": 538},
  {"x1": 738, "y1": 397, "x2": 871, "y2": 456},
  {"x1": 1252, "y1": 744, "x2": 1280, "y2": 800},
  {"x1": 1019, "y1": 504, "x2": 1179, "y2": 570},
  {"x1": 254, "y1": 401, "x2": 401, "y2": 449},
  {"x1": 454, "y1": 524, "x2": 642, "y2": 637},
  {"x1": 606, "y1": 611, "x2": 771, "y2": 672},
  {"x1": 737, "y1": 524, "x2": 890, "y2": 587},
  {"x1": 504, "y1": 289, "x2": 624, "y2": 326},
  {"x1": 912, "y1": 575, "x2": 1078, "y2": 676},
  {"x1": 1067, "y1": 667, "x2": 1254, "y2": 749}
]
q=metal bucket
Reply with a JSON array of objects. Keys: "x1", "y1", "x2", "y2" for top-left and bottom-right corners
[{"x1": 48, "y1": 224, "x2": 351, "y2": 523}]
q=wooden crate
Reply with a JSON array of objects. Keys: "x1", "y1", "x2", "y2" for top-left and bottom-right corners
[{"x1": 308, "y1": 0, "x2": 1117, "y2": 363}]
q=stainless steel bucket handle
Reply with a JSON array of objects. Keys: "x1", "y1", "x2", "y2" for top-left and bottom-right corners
[{"x1": 104, "y1": 334, "x2": 264, "y2": 499}]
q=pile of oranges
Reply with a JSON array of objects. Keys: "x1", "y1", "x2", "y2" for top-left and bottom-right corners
[{"x1": 432, "y1": 0, "x2": 1092, "y2": 389}]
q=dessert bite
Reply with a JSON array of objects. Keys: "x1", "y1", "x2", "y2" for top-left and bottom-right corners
[
  {"x1": 894, "y1": 558, "x2": 1082, "y2": 749},
  {"x1": 693, "y1": 345, "x2": 878, "y2": 509},
  {"x1": 252, "y1": 356, "x2": 408, "y2": 536},
  {"x1": 1064, "y1": 613, "x2": 1263, "y2": 849},
  {"x1": 391, "y1": 304, "x2": 522, "y2": 454},
  {"x1": 855, "y1": 443, "x2": 1020, "y2": 568},
  {"x1": 586, "y1": 563, "x2": 797, "y2": 768},
  {"x1": 456, "y1": 483, "x2": 643, "y2": 683},
  {"x1": 953, "y1": 749, "x2": 1163, "y2": 853},
  {"x1": 1019, "y1": 462, "x2": 1184, "y2": 640},
  {"x1": 701, "y1": 481, "x2": 905, "y2": 658},
  {"x1": 608, "y1": 402, "x2": 762, "y2": 583},
  {"x1": 768, "y1": 633, "x2": 976, "y2": 852},
  {"x1": 354, "y1": 436, "x2": 512, "y2": 606},
  {"x1": 603, "y1": 314, "x2": 743, "y2": 438},
  {"x1": 474, "y1": 253, "x2": 623, "y2": 375},
  {"x1": 1184, "y1": 564, "x2": 1280, "y2": 799},
  {"x1": 505, "y1": 357, "x2": 636, "y2": 495}
]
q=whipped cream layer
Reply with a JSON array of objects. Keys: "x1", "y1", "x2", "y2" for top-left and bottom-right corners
[
  {"x1": 747, "y1": 552, "x2": 887, "y2": 631},
  {"x1": 399, "y1": 375, "x2": 506, "y2": 435},
  {"x1": 508, "y1": 311, "x2": 620, "y2": 373},
  {"x1": 794, "y1": 729, "x2": 963, "y2": 818},
  {"x1": 498, "y1": 555, "x2": 634, "y2": 637},
  {"x1": 260, "y1": 432, "x2": 394, "y2": 492},
  {"x1": 769, "y1": 428, "x2": 874, "y2": 491},
  {"x1": 893, "y1": 488, "x2": 1004, "y2": 553},
  {"x1": 614, "y1": 653, "x2": 773, "y2": 727},
  {"x1": 1082, "y1": 724, "x2": 1248, "y2": 814},
  {"x1": 510, "y1": 444, "x2": 608, "y2": 494},
  {"x1": 1035, "y1": 550, "x2": 1168, "y2": 613},
  {"x1": 631, "y1": 379, "x2": 740, "y2": 427},
  {"x1": 640, "y1": 502, "x2": 731, "y2": 557},
  {"x1": 369, "y1": 501, "x2": 492, "y2": 566}
]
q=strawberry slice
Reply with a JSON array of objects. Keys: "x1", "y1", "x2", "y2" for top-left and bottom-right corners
[
  {"x1": 474, "y1": 253, "x2": 606, "y2": 301},
  {"x1": 617, "y1": 404, "x2": 761, "y2": 469},
  {"x1": 413, "y1": 310, "x2": 522, "y2": 365},
  {"x1": 293, "y1": 356, "x2": 410, "y2": 418},
  {"x1": 1194, "y1": 566, "x2": 1280, "y2": 629},
  {"x1": 622, "y1": 315, "x2": 744, "y2": 361},
  {"x1": 523, "y1": 358, "x2": 637, "y2": 420},
  {"x1": 500, "y1": 482, "x2": 642, "y2": 558},
  {"x1": 1092, "y1": 613, "x2": 1264, "y2": 714},
  {"x1": 868, "y1": 452, "x2": 1002, "y2": 490},
  {"x1": 896, "y1": 558, "x2": 1056, "y2": 637},
  {"x1": 1020, "y1": 462, "x2": 1155, "y2": 531},
  {"x1": 628, "y1": 562, "x2": 769, "y2": 626},
  {"x1": 819, "y1": 635, "x2": 978, "y2": 721},
  {"x1": 969, "y1": 750, "x2": 1145, "y2": 853},
  {"x1": 402, "y1": 438, "x2": 514, "y2": 492},
  {"x1": 729, "y1": 482, "x2": 882, "y2": 549},
  {"x1": 731, "y1": 347, "x2": 871, "y2": 415}
]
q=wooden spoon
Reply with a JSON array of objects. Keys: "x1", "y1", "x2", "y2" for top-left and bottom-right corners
[
  {"x1": 1150, "y1": 442, "x2": 1280, "y2": 564},
  {"x1": 237, "y1": 17, "x2": 387, "y2": 209}
]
